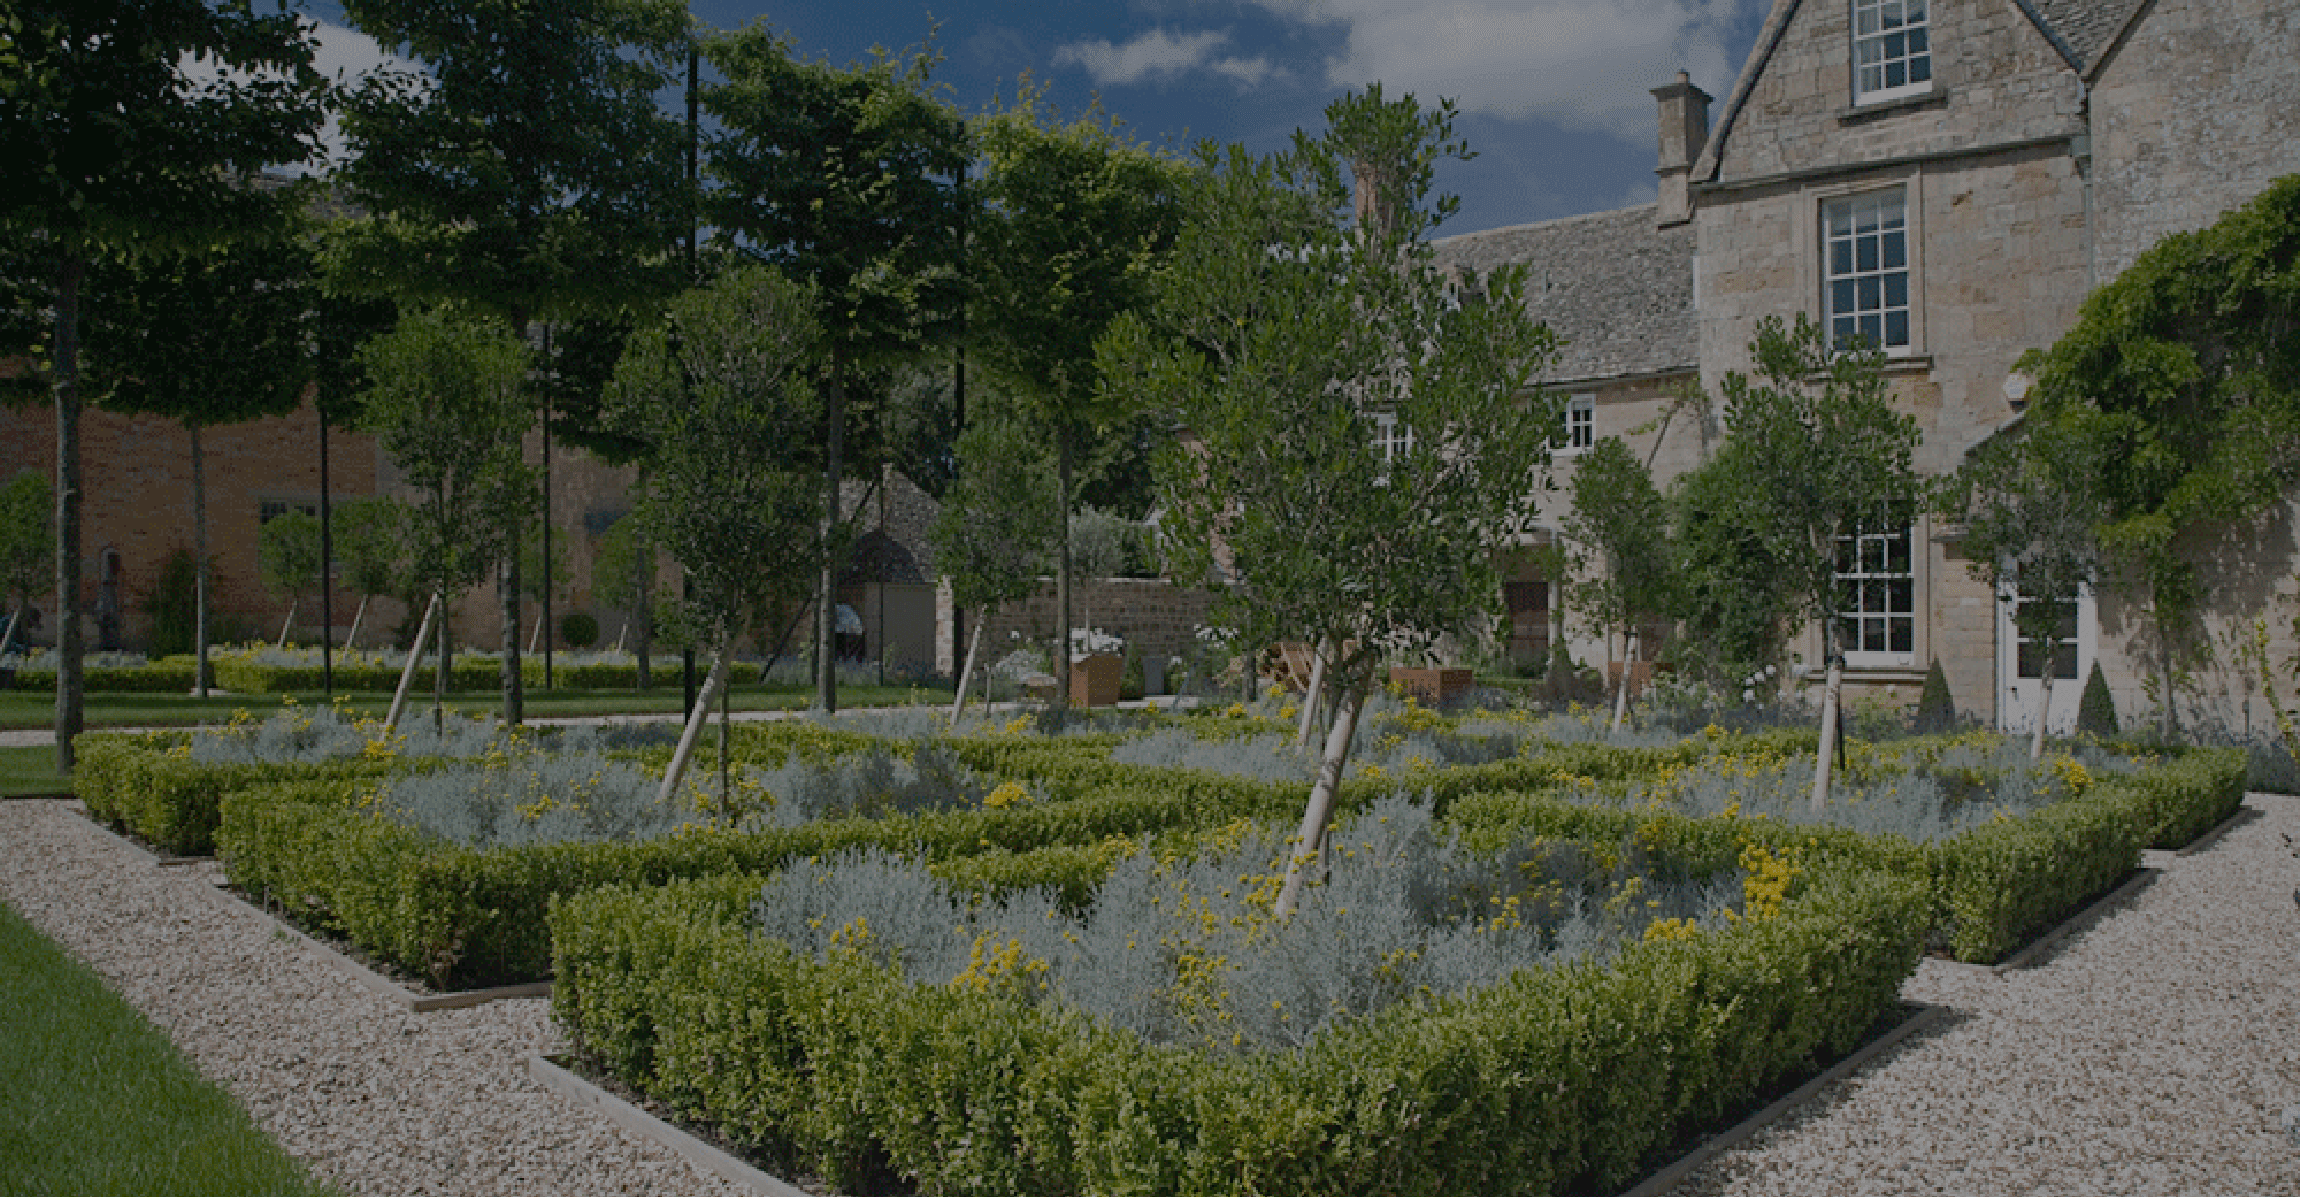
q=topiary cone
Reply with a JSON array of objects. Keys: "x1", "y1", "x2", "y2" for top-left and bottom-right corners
[
  {"x1": 1913, "y1": 658, "x2": 1956, "y2": 734},
  {"x1": 2077, "y1": 659, "x2": 2118, "y2": 738}
]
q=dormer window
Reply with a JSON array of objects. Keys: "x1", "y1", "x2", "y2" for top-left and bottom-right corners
[{"x1": 1853, "y1": 0, "x2": 1932, "y2": 104}]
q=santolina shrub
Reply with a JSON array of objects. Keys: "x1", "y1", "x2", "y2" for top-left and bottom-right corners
[{"x1": 750, "y1": 796, "x2": 1751, "y2": 1054}]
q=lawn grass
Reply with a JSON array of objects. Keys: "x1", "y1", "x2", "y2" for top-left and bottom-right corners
[
  {"x1": 0, "y1": 745, "x2": 67, "y2": 796},
  {"x1": 0, "y1": 681, "x2": 954, "y2": 731},
  {"x1": 0, "y1": 898, "x2": 342, "y2": 1197}
]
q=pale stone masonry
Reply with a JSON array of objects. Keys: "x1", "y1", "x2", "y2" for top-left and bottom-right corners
[{"x1": 1438, "y1": 0, "x2": 2300, "y2": 733}]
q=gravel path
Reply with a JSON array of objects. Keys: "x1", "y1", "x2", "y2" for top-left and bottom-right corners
[
  {"x1": 4, "y1": 793, "x2": 2298, "y2": 1196},
  {"x1": 0, "y1": 798, "x2": 748, "y2": 1197}
]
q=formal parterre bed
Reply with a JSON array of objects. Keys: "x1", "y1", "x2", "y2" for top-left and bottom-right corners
[{"x1": 69, "y1": 696, "x2": 2252, "y2": 1195}]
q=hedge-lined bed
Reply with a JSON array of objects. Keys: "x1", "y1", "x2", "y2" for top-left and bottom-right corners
[
  {"x1": 1445, "y1": 746, "x2": 2245, "y2": 961},
  {"x1": 208, "y1": 654, "x2": 778, "y2": 694},
  {"x1": 5, "y1": 659, "x2": 202, "y2": 693},
  {"x1": 548, "y1": 846, "x2": 1929, "y2": 1197},
  {"x1": 204, "y1": 727, "x2": 1830, "y2": 989}
]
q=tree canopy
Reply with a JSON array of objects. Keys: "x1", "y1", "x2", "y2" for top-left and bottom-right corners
[{"x1": 1560, "y1": 437, "x2": 1672, "y2": 731}]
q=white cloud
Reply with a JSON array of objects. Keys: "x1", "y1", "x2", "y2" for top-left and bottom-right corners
[
  {"x1": 1052, "y1": 28, "x2": 1281, "y2": 89},
  {"x1": 176, "y1": 20, "x2": 424, "y2": 173},
  {"x1": 1245, "y1": 0, "x2": 1756, "y2": 142}
]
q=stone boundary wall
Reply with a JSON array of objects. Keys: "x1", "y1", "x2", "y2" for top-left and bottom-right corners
[{"x1": 938, "y1": 577, "x2": 1214, "y2": 676}]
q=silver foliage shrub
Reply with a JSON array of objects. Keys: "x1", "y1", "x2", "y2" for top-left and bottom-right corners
[
  {"x1": 373, "y1": 747, "x2": 698, "y2": 849},
  {"x1": 737, "y1": 741, "x2": 991, "y2": 828},
  {"x1": 751, "y1": 795, "x2": 1743, "y2": 1054},
  {"x1": 184, "y1": 705, "x2": 678, "y2": 766}
]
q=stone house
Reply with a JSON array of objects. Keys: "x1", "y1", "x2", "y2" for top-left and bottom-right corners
[{"x1": 1437, "y1": 0, "x2": 2300, "y2": 733}]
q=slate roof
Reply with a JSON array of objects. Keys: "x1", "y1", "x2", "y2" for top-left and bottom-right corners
[
  {"x1": 1431, "y1": 204, "x2": 1696, "y2": 385},
  {"x1": 2019, "y1": 0, "x2": 2150, "y2": 75}
]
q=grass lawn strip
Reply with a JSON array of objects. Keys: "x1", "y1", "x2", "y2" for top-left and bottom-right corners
[{"x1": 0, "y1": 896, "x2": 341, "y2": 1197}]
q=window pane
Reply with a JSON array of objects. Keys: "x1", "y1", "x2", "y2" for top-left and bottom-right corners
[
  {"x1": 1884, "y1": 272, "x2": 1908, "y2": 309},
  {"x1": 1889, "y1": 578, "x2": 1913, "y2": 614},
  {"x1": 1857, "y1": 236, "x2": 1878, "y2": 272},
  {"x1": 1832, "y1": 241, "x2": 1853, "y2": 276},
  {"x1": 1860, "y1": 314, "x2": 1883, "y2": 346},
  {"x1": 1865, "y1": 621, "x2": 1886, "y2": 652},
  {"x1": 1885, "y1": 310, "x2": 1909, "y2": 347},
  {"x1": 1891, "y1": 620, "x2": 1913, "y2": 653},
  {"x1": 1832, "y1": 279, "x2": 1856, "y2": 315},
  {"x1": 1859, "y1": 275, "x2": 1881, "y2": 310}
]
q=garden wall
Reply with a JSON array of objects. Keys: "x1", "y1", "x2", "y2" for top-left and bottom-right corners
[{"x1": 940, "y1": 577, "x2": 1214, "y2": 680}]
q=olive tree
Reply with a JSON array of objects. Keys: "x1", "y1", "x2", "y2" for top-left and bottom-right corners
[
  {"x1": 929, "y1": 414, "x2": 1059, "y2": 720},
  {"x1": 604, "y1": 265, "x2": 825, "y2": 805},
  {"x1": 1560, "y1": 437, "x2": 1673, "y2": 735},
  {"x1": 356, "y1": 306, "x2": 534, "y2": 733},
  {"x1": 1706, "y1": 315, "x2": 1921, "y2": 809},
  {"x1": 1102, "y1": 87, "x2": 1558, "y2": 915}
]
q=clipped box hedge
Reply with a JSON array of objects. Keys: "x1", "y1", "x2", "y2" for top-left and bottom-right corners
[
  {"x1": 215, "y1": 757, "x2": 1316, "y2": 990},
  {"x1": 6, "y1": 659, "x2": 203, "y2": 693},
  {"x1": 1445, "y1": 745, "x2": 2244, "y2": 963},
  {"x1": 208, "y1": 654, "x2": 774, "y2": 694},
  {"x1": 549, "y1": 857, "x2": 1928, "y2": 1197},
  {"x1": 74, "y1": 733, "x2": 393, "y2": 856}
]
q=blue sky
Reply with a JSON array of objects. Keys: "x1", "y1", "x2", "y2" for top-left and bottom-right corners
[{"x1": 298, "y1": 0, "x2": 1772, "y2": 237}]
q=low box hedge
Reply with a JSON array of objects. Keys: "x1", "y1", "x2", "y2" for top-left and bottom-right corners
[
  {"x1": 208, "y1": 654, "x2": 775, "y2": 694},
  {"x1": 1444, "y1": 746, "x2": 2244, "y2": 963},
  {"x1": 74, "y1": 734, "x2": 393, "y2": 856},
  {"x1": 6, "y1": 659, "x2": 202, "y2": 693},
  {"x1": 549, "y1": 856, "x2": 1928, "y2": 1197},
  {"x1": 215, "y1": 762, "x2": 1312, "y2": 990}
]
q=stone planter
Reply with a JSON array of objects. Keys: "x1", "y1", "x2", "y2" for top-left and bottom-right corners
[{"x1": 1387, "y1": 666, "x2": 1473, "y2": 707}]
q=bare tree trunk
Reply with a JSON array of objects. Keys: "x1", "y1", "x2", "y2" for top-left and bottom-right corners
[
  {"x1": 2030, "y1": 669, "x2": 2055, "y2": 760},
  {"x1": 434, "y1": 592, "x2": 451, "y2": 738},
  {"x1": 950, "y1": 611, "x2": 987, "y2": 724},
  {"x1": 1055, "y1": 433, "x2": 1075, "y2": 714},
  {"x1": 1, "y1": 607, "x2": 18, "y2": 656},
  {"x1": 276, "y1": 597, "x2": 298, "y2": 649},
  {"x1": 499, "y1": 524, "x2": 523, "y2": 726},
  {"x1": 345, "y1": 595, "x2": 369, "y2": 650},
  {"x1": 612, "y1": 617, "x2": 627, "y2": 654},
  {"x1": 634, "y1": 543, "x2": 653, "y2": 689},
  {"x1": 385, "y1": 593, "x2": 439, "y2": 735},
  {"x1": 53, "y1": 252, "x2": 85, "y2": 773},
  {"x1": 1610, "y1": 628, "x2": 1638, "y2": 735},
  {"x1": 2156, "y1": 615, "x2": 2178, "y2": 744},
  {"x1": 1809, "y1": 625, "x2": 1843, "y2": 813},
  {"x1": 190, "y1": 421, "x2": 210, "y2": 697},
  {"x1": 659, "y1": 641, "x2": 730, "y2": 807},
  {"x1": 1275, "y1": 681, "x2": 1366, "y2": 919},
  {"x1": 815, "y1": 368, "x2": 845, "y2": 713},
  {"x1": 1294, "y1": 640, "x2": 1328, "y2": 748}
]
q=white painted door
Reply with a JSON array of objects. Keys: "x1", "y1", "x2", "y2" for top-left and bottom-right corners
[{"x1": 1997, "y1": 583, "x2": 2097, "y2": 735}]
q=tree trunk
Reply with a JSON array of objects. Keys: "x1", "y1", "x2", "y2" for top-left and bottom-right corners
[
  {"x1": 1294, "y1": 640, "x2": 1329, "y2": 748},
  {"x1": 385, "y1": 593, "x2": 439, "y2": 735},
  {"x1": 2030, "y1": 668, "x2": 2055, "y2": 760},
  {"x1": 276, "y1": 597, "x2": 298, "y2": 649},
  {"x1": 1, "y1": 606, "x2": 18, "y2": 657},
  {"x1": 2156, "y1": 610, "x2": 2178, "y2": 744},
  {"x1": 634, "y1": 542, "x2": 653, "y2": 689},
  {"x1": 612, "y1": 617, "x2": 627, "y2": 654},
  {"x1": 658, "y1": 640, "x2": 730, "y2": 807},
  {"x1": 434, "y1": 590, "x2": 451, "y2": 738},
  {"x1": 1809, "y1": 626, "x2": 1843, "y2": 812},
  {"x1": 816, "y1": 367, "x2": 845, "y2": 713},
  {"x1": 950, "y1": 611, "x2": 987, "y2": 724},
  {"x1": 53, "y1": 252, "x2": 84, "y2": 773},
  {"x1": 1275, "y1": 681, "x2": 1366, "y2": 918},
  {"x1": 1610, "y1": 628, "x2": 1638, "y2": 735},
  {"x1": 1055, "y1": 432, "x2": 1075, "y2": 713},
  {"x1": 190, "y1": 421, "x2": 210, "y2": 698},
  {"x1": 500, "y1": 522, "x2": 523, "y2": 726},
  {"x1": 345, "y1": 595, "x2": 369, "y2": 651}
]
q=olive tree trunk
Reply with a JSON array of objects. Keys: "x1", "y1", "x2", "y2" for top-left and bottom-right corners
[
  {"x1": 1274, "y1": 680, "x2": 1367, "y2": 919},
  {"x1": 384, "y1": 593, "x2": 440, "y2": 735},
  {"x1": 659, "y1": 640, "x2": 731, "y2": 806},
  {"x1": 1809, "y1": 624, "x2": 1843, "y2": 813},
  {"x1": 950, "y1": 611, "x2": 988, "y2": 724}
]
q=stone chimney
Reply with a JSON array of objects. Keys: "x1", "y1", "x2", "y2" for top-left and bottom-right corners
[{"x1": 1652, "y1": 70, "x2": 1711, "y2": 228}]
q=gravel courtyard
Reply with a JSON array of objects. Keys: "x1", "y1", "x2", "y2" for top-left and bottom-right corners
[{"x1": 3, "y1": 793, "x2": 2296, "y2": 1197}]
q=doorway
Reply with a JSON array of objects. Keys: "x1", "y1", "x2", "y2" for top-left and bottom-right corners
[{"x1": 1996, "y1": 582, "x2": 2096, "y2": 735}]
